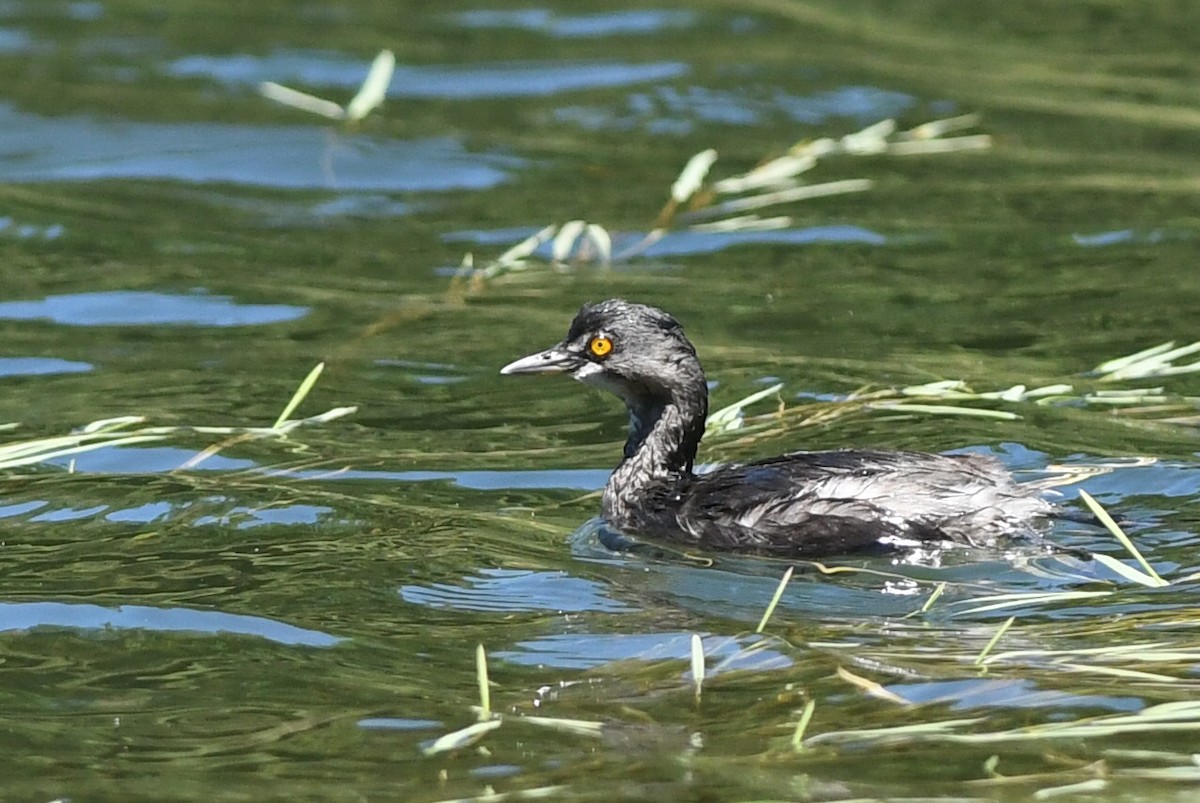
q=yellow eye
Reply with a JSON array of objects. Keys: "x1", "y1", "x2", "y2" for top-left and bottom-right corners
[{"x1": 588, "y1": 335, "x2": 613, "y2": 358}]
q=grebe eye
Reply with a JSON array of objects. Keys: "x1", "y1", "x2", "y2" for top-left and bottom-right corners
[{"x1": 588, "y1": 335, "x2": 613, "y2": 358}]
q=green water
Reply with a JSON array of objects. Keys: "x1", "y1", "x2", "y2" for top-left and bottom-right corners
[{"x1": 1, "y1": 1, "x2": 1200, "y2": 800}]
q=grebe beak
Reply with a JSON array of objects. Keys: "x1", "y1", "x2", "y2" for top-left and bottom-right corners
[{"x1": 500, "y1": 344, "x2": 582, "y2": 376}]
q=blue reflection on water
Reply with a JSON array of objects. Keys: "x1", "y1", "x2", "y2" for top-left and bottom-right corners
[
  {"x1": 0, "y1": 500, "x2": 48, "y2": 518},
  {"x1": 453, "y1": 8, "x2": 697, "y2": 38},
  {"x1": 0, "y1": 103, "x2": 521, "y2": 190},
  {"x1": 29, "y1": 503, "x2": 108, "y2": 523},
  {"x1": 557, "y1": 84, "x2": 915, "y2": 133},
  {"x1": 0, "y1": 27, "x2": 36, "y2": 53},
  {"x1": 497, "y1": 632, "x2": 791, "y2": 672},
  {"x1": 1072, "y1": 229, "x2": 1171, "y2": 247},
  {"x1": 892, "y1": 677, "x2": 1143, "y2": 713},
  {"x1": 357, "y1": 718, "x2": 443, "y2": 731},
  {"x1": 168, "y1": 51, "x2": 688, "y2": 99},
  {"x1": 67, "y1": 1, "x2": 103, "y2": 20},
  {"x1": 11, "y1": 493, "x2": 336, "y2": 529},
  {"x1": 442, "y1": 224, "x2": 887, "y2": 261},
  {"x1": 400, "y1": 568, "x2": 628, "y2": 613},
  {"x1": 50, "y1": 446, "x2": 254, "y2": 474},
  {"x1": 47, "y1": 443, "x2": 610, "y2": 489},
  {"x1": 0, "y1": 216, "x2": 64, "y2": 239},
  {"x1": 0, "y1": 290, "x2": 307, "y2": 326},
  {"x1": 0, "y1": 601, "x2": 342, "y2": 646},
  {"x1": 0, "y1": 357, "x2": 92, "y2": 377},
  {"x1": 309, "y1": 194, "x2": 414, "y2": 218}
]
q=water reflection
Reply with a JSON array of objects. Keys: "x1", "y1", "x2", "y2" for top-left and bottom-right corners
[
  {"x1": 45, "y1": 443, "x2": 612, "y2": 489},
  {"x1": 497, "y1": 632, "x2": 792, "y2": 672},
  {"x1": 1072, "y1": 228, "x2": 1185, "y2": 247},
  {"x1": 557, "y1": 84, "x2": 915, "y2": 133},
  {"x1": 0, "y1": 215, "x2": 63, "y2": 239},
  {"x1": 0, "y1": 26, "x2": 36, "y2": 53},
  {"x1": 357, "y1": 717, "x2": 443, "y2": 731},
  {"x1": 0, "y1": 601, "x2": 341, "y2": 646},
  {"x1": 892, "y1": 677, "x2": 1143, "y2": 713},
  {"x1": 399, "y1": 567, "x2": 628, "y2": 613},
  {"x1": 452, "y1": 8, "x2": 697, "y2": 38},
  {"x1": 0, "y1": 357, "x2": 92, "y2": 377},
  {"x1": 442, "y1": 223, "x2": 888, "y2": 262},
  {"x1": 0, "y1": 103, "x2": 521, "y2": 190},
  {"x1": 167, "y1": 50, "x2": 689, "y2": 99},
  {"x1": 376, "y1": 358, "x2": 467, "y2": 384},
  {"x1": 0, "y1": 290, "x2": 307, "y2": 326}
]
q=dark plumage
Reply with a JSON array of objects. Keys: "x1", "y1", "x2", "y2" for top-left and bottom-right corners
[{"x1": 501, "y1": 299, "x2": 1061, "y2": 557}]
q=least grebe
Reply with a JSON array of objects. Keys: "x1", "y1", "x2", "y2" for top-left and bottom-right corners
[{"x1": 501, "y1": 299, "x2": 1063, "y2": 557}]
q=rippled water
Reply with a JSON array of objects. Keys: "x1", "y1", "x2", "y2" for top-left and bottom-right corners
[{"x1": 1, "y1": 1, "x2": 1199, "y2": 800}]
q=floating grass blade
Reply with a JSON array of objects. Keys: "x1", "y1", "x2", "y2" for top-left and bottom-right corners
[
  {"x1": 707, "y1": 383, "x2": 784, "y2": 434},
  {"x1": 583, "y1": 224, "x2": 612, "y2": 264},
  {"x1": 804, "y1": 716, "x2": 985, "y2": 747},
  {"x1": 713, "y1": 153, "x2": 816, "y2": 194},
  {"x1": 1094, "y1": 341, "x2": 1177, "y2": 375},
  {"x1": 551, "y1": 220, "x2": 586, "y2": 262},
  {"x1": 1033, "y1": 779, "x2": 1108, "y2": 799},
  {"x1": 756, "y1": 565, "x2": 794, "y2": 634},
  {"x1": 898, "y1": 113, "x2": 981, "y2": 140},
  {"x1": 1137, "y1": 340, "x2": 1200, "y2": 368},
  {"x1": 671, "y1": 149, "x2": 718, "y2": 203},
  {"x1": 1078, "y1": 489, "x2": 1168, "y2": 587},
  {"x1": 690, "y1": 178, "x2": 873, "y2": 219},
  {"x1": 258, "y1": 81, "x2": 346, "y2": 119},
  {"x1": 840, "y1": 118, "x2": 895, "y2": 154},
  {"x1": 974, "y1": 616, "x2": 1015, "y2": 666},
  {"x1": 480, "y1": 224, "x2": 558, "y2": 277},
  {"x1": 1056, "y1": 663, "x2": 1182, "y2": 683},
  {"x1": 835, "y1": 666, "x2": 908, "y2": 705},
  {"x1": 260, "y1": 49, "x2": 393, "y2": 122},
  {"x1": 427, "y1": 784, "x2": 569, "y2": 803},
  {"x1": 790, "y1": 699, "x2": 815, "y2": 753},
  {"x1": 690, "y1": 214, "x2": 792, "y2": 232},
  {"x1": 690, "y1": 634, "x2": 705, "y2": 701},
  {"x1": 888, "y1": 135, "x2": 992, "y2": 155},
  {"x1": 476, "y1": 644, "x2": 491, "y2": 722},
  {"x1": 1095, "y1": 340, "x2": 1200, "y2": 380},
  {"x1": 421, "y1": 719, "x2": 502, "y2": 756},
  {"x1": 273, "y1": 362, "x2": 325, "y2": 429},
  {"x1": 806, "y1": 701, "x2": 1200, "y2": 748},
  {"x1": 519, "y1": 715, "x2": 604, "y2": 738},
  {"x1": 1021, "y1": 383, "x2": 1075, "y2": 398},
  {"x1": 80, "y1": 415, "x2": 145, "y2": 433},
  {"x1": 917, "y1": 582, "x2": 947, "y2": 615},
  {"x1": 1091, "y1": 554, "x2": 1167, "y2": 588},
  {"x1": 900, "y1": 379, "x2": 972, "y2": 397},
  {"x1": 345, "y1": 49, "x2": 395, "y2": 121},
  {"x1": 870, "y1": 402, "x2": 1020, "y2": 420},
  {"x1": 950, "y1": 590, "x2": 1112, "y2": 616}
]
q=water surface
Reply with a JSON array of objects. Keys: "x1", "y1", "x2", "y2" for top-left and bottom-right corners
[{"x1": 0, "y1": 1, "x2": 1199, "y2": 800}]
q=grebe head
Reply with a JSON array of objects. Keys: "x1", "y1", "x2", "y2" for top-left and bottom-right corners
[{"x1": 500, "y1": 299, "x2": 706, "y2": 410}]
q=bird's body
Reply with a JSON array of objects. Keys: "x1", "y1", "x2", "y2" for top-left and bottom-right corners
[{"x1": 501, "y1": 299, "x2": 1059, "y2": 557}]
